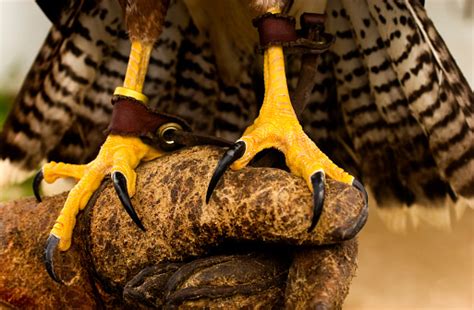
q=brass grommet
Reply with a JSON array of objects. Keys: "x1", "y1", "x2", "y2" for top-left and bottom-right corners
[{"x1": 157, "y1": 122, "x2": 183, "y2": 146}]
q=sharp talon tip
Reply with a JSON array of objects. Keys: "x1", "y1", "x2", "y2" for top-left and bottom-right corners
[
  {"x1": 308, "y1": 171, "x2": 325, "y2": 232},
  {"x1": 112, "y1": 172, "x2": 146, "y2": 231},
  {"x1": 44, "y1": 235, "x2": 62, "y2": 283},
  {"x1": 352, "y1": 179, "x2": 368, "y2": 207},
  {"x1": 33, "y1": 170, "x2": 44, "y2": 203},
  {"x1": 206, "y1": 141, "x2": 246, "y2": 203},
  {"x1": 205, "y1": 191, "x2": 212, "y2": 204}
]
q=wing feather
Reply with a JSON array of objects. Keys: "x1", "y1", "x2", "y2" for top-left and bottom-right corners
[
  {"x1": 364, "y1": 0, "x2": 474, "y2": 201},
  {"x1": 0, "y1": 0, "x2": 121, "y2": 184}
]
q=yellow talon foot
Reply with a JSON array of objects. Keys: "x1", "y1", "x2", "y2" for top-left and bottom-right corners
[
  {"x1": 35, "y1": 135, "x2": 161, "y2": 254},
  {"x1": 207, "y1": 14, "x2": 366, "y2": 231},
  {"x1": 234, "y1": 43, "x2": 353, "y2": 186},
  {"x1": 40, "y1": 135, "x2": 161, "y2": 282},
  {"x1": 39, "y1": 38, "x2": 162, "y2": 282}
]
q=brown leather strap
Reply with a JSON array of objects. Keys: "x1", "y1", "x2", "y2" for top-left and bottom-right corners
[
  {"x1": 141, "y1": 129, "x2": 233, "y2": 152},
  {"x1": 253, "y1": 12, "x2": 334, "y2": 54},
  {"x1": 107, "y1": 97, "x2": 190, "y2": 136},
  {"x1": 169, "y1": 131, "x2": 232, "y2": 148},
  {"x1": 107, "y1": 97, "x2": 232, "y2": 151},
  {"x1": 291, "y1": 14, "x2": 333, "y2": 116},
  {"x1": 300, "y1": 12, "x2": 327, "y2": 29},
  {"x1": 253, "y1": 13, "x2": 298, "y2": 48}
]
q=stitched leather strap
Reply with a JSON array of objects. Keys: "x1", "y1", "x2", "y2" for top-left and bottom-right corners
[
  {"x1": 107, "y1": 97, "x2": 190, "y2": 136},
  {"x1": 253, "y1": 12, "x2": 334, "y2": 54},
  {"x1": 253, "y1": 13, "x2": 298, "y2": 47},
  {"x1": 107, "y1": 97, "x2": 232, "y2": 151}
]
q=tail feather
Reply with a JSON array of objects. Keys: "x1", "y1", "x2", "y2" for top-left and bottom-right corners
[
  {"x1": 326, "y1": 0, "x2": 423, "y2": 208},
  {"x1": 365, "y1": 0, "x2": 474, "y2": 200},
  {"x1": 407, "y1": 0, "x2": 474, "y2": 129},
  {"x1": 305, "y1": 0, "x2": 474, "y2": 230}
]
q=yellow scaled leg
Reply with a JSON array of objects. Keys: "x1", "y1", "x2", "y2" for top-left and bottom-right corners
[
  {"x1": 232, "y1": 47, "x2": 353, "y2": 188},
  {"x1": 39, "y1": 135, "x2": 161, "y2": 251},
  {"x1": 34, "y1": 40, "x2": 163, "y2": 282},
  {"x1": 207, "y1": 7, "x2": 367, "y2": 233}
]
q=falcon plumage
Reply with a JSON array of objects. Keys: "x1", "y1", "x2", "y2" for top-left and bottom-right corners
[{"x1": 0, "y1": 0, "x2": 472, "y2": 234}]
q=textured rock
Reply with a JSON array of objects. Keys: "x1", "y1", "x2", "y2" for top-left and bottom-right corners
[{"x1": 0, "y1": 145, "x2": 365, "y2": 308}]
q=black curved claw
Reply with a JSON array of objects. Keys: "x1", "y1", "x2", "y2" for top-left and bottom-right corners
[
  {"x1": 44, "y1": 234, "x2": 62, "y2": 283},
  {"x1": 352, "y1": 179, "x2": 368, "y2": 208},
  {"x1": 206, "y1": 141, "x2": 246, "y2": 203},
  {"x1": 308, "y1": 171, "x2": 325, "y2": 232},
  {"x1": 112, "y1": 171, "x2": 146, "y2": 231},
  {"x1": 33, "y1": 170, "x2": 44, "y2": 202}
]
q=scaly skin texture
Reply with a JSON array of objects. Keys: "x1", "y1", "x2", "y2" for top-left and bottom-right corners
[
  {"x1": 232, "y1": 7, "x2": 353, "y2": 189},
  {"x1": 44, "y1": 135, "x2": 162, "y2": 251},
  {"x1": 41, "y1": 40, "x2": 161, "y2": 252},
  {"x1": 123, "y1": 41, "x2": 152, "y2": 94}
]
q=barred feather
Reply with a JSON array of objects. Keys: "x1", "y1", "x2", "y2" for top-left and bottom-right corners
[
  {"x1": 0, "y1": 0, "x2": 121, "y2": 173},
  {"x1": 368, "y1": 0, "x2": 473, "y2": 199},
  {"x1": 0, "y1": 0, "x2": 472, "y2": 230},
  {"x1": 0, "y1": 0, "x2": 256, "y2": 182}
]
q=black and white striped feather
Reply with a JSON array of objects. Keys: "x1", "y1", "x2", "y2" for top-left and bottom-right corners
[{"x1": 0, "y1": 0, "x2": 472, "y2": 230}]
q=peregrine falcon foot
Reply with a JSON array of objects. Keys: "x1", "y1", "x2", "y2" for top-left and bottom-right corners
[
  {"x1": 207, "y1": 24, "x2": 367, "y2": 231},
  {"x1": 35, "y1": 167, "x2": 146, "y2": 232},
  {"x1": 35, "y1": 135, "x2": 161, "y2": 281}
]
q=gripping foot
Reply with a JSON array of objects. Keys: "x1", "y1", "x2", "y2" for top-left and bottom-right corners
[
  {"x1": 37, "y1": 135, "x2": 161, "y2": 282},
  {"x1": 206, "y1": 9, "x2": 367, "y2": 231}
]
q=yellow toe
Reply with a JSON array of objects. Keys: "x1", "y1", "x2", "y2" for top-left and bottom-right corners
[
  {"x1": 48, "y1": 134, "x2": 163, "y2": 251},
  {"x1": 43, "y1": 162, "x2": 87, "y2": 183},
  {"x1": 230, "y1": 14, "x2": 353, "y2": 192}
]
